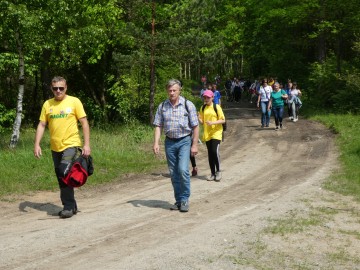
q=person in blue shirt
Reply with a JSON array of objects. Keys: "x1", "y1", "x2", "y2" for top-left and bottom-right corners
[{"x1": 212, "y1": 83, "x2": 222, "y2": 106}]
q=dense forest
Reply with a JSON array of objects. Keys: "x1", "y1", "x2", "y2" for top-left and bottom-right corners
[{"x1": 1, "y1": 0, "x2": 360, "y2": 141}]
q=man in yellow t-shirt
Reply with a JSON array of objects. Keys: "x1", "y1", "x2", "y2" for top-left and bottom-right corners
[
  {"x1": 34, "y1": 76, "x2": 91, "y2": 219},
  {"x1": 198, "y1": 90, "x2": 226, "y2": 182}
]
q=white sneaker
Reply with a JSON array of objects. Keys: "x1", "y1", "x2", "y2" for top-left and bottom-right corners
[
  {"x1": 293, "y1": 118, "x2": 298, "y2": 122},
  {"x1": 289, "y1": 117, "x2": 293, "y2": 120},
  {"x1": 207, "y1": 174, "x2": 215, "y2": 181},
  {"x1": 215, "y1": 171, "x2": 222, "y2": 181}
]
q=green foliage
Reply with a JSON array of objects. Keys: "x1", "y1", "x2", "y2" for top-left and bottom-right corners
[
  {"x1": 106, "y1": 75, "x2": 148, "y2": 124},
  {"x1": 0, "y1": 104, "x2": 16, "y2": 133},
  {"x1": 1, "y1": 0, "x2": 360, "y2": 131},
  {"x1": 310, "y1": 114, "x2": 360, "y2": 200},
  {"x1": 307, "y1": 56, "x2": 360, "y2": 113}
]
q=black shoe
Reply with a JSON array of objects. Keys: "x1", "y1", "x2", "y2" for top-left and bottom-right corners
[
  {"x1": 170, "y1": 203, "x2": 180, "y2": 210},
  {"x1": 179, "y1": 201, "x2": 189, "y2": 212},
  {"x1": 58, "y1": 208, "x2": 77, "y2": 218}
]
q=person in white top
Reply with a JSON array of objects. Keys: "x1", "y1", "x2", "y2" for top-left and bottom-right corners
[
  {"x1": 288, "y1": 82, "x2": 302, "y2": 122},
  {"x1": 257, "y1": 79, "x2": 273, "y2": 127}
]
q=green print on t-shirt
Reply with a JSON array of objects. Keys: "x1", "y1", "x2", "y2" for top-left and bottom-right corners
[{"x1": 50, "y1": 114, "x2": 69, "y2": 119}]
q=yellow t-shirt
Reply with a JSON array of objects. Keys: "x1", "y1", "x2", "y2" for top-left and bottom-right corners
[
  {"x1": 39, "y1": 95, "x2": 87, "y2": 152},
  {"x1": 199, "y1": 103, "x2": 225, "y2": 142}
]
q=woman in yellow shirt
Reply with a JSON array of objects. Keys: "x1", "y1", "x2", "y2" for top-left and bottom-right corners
[{"x1": 198, "y1": 90, "x2": 226, "y2": 182}]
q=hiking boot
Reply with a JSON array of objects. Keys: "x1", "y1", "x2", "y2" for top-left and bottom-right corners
[
  {"x1": 170, "y1": 202, "x2": 180, "y2": 210},
  {"x1": 59, "y1": 209, "x2": 74, "y2": 219},
  {"x1": 179, "y1": 201, "x2": 189, "y2": 212},
  {"x1": 215, "y1": 171, "x2": 222, "y2": 181},
  {"x1": 207, "y1": 174, "x2": 215, "y2": 181},
  {"x1": 191, "y1": 167, "x2": 198, "y2": 176},
  {"x1": 58, "y1": 208, "x2": 77, "y2": 218}
]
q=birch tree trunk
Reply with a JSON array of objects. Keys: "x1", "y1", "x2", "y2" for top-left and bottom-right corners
[{"x1": 9, "y1": 31, "x2": 25, "y2": 149}]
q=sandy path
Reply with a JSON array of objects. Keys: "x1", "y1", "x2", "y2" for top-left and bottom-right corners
[{"x1": 0, "y1": 101, "x2": 338, "y2": 270}]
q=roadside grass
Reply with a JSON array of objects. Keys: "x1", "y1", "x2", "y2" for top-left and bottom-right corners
[
  {"x1": 0, "y1": 123, "x2": 166, "y2": 199},
  {"x1": 310, "y1": 114, "x2": 360, "y2": 200}
]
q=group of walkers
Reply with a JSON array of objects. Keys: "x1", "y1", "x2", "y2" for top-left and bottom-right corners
[
  {"x1": 254, "y1": 78, "x2": 302, "y2": 130},
  {"x1": 33, "y1": 75, "x2": 301, "y2": 218}
]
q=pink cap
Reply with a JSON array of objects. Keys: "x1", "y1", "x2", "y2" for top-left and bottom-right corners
[{"x1": 203, "y1": 90, "x2": 214, "y2": 98}]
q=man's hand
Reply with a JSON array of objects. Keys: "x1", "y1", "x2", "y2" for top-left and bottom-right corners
[
  {"x1": 153, "y1": 143, "x2": 160, "y2": 155},
  {"x1": 82, "y1": 145, "x2": 91, "y2": 157},
  {"x1": 34, "y1": 145, "x2": 42, "y2": 159},
  {"x1": 190, "y1": 144, "x2": 198, "y2": 157}
]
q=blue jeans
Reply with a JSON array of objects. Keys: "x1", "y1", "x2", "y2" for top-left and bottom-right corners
[
  {"x1": 261, "y1": 101, "x2": 271, "y2": 126},
  {"x1": 272, "y1": 106, "x2": 284, "y2": 126},
  {"x1": 165, "y1": 135, "x2": 191, "y2": 203}
]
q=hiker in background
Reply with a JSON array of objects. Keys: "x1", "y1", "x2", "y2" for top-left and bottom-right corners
[
  {"x1": 268, "y1": 82, "x2": 288, "y2": 130},
  {"x1": 288, "y1": 82, "x2": 302, "y2": 122},
  {"x1": 34, "y1": 76, "x2": 91, "y2": 219},
  {"x1": 198, "y1": 90, "x2": 226, "y2": 182},
  {"x1": 232, "y1": 78, "x2": 242, "y2": 102},
  {"x1": 257, "y1": 79, "x2": 273, "y2": 128},
  {"x1": 212, "y1": 83, "x2": 222, "y2": 106},
  {"x1": 190, "y1": 150, "x2": 198, "y2": 176},
  {"x1": 249, "y1": 80, "x2": 258, "y2": 104},
  {"x1": 285, "y1": 80, "x2": 293, "y2": 119},
  {"x1": 224, "y1": 78, "x2": 233, "y2": 102},
  {"x1": 153, "y1": 79, "x2": 199, "y2": 212}
]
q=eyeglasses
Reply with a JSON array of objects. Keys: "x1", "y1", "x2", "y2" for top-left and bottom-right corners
[{"x1": 52, "y1": 87, "x2": 65, "y2": 91}]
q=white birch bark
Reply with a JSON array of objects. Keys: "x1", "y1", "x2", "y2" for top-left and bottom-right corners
[{"x1": 9, "y1": 31, "x2": 25, "y2": 149}]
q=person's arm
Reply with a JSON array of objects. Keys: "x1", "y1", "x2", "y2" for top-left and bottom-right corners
[
  {"x1": 190, "y1": 125, "x2": 199, "y2": 157},
  {"x1": 34, "y1": 121, "x2": 46, "y2": 159},
  {"x1": 153, "y1": 126, "x2": 162, "y2": 155},
  {"x1": 198, "y1": 111, "x2": 204, "y2": 124},
  {"x1": 268, "y1": 97, "x2": 272, "y2": 111},
  {"x1": 257, "y1": 90, "x2": 261, "y2": 107},
  {"x1": 281, "y1": 90, "x2": 288, "y2": 100},
  {"x1": 79, "y1": 117, "x2": 91, "y2": 157}
]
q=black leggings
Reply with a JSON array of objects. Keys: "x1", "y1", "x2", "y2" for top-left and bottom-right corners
[
  {"x1": 206, "y1": 139, "x2": 221, "y2": 175},
  {"x1": 190, "y1": 155, "x2": 196, "y2": 168}
]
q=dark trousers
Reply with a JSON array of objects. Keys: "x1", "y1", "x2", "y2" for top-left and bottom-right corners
[
  {"x1": 206, "y1": 139, "x2": 221, "y2": 175},
  {"x1": 52, "y1": 147, "x2": 78, "y2": 211},
  {"x1": 190, "y1": 155, "x2": 196, "y2": 168}
]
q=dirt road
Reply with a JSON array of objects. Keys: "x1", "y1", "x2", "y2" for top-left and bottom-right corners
[{"x1": 2, "y1": 101, "x2": 356, "y2": 270}]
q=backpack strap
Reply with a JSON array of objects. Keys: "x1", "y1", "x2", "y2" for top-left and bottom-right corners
[
  {"x1": 162, "y1": 98, "x2": 191, "y2": 124},
  {"x1": 201, "y1": 103, "x2": 219, "y2": 118}
]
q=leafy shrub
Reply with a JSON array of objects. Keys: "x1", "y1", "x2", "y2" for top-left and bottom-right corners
[
  {"x1": 307, "y1": 56, "x2": 360, "y2": 113},
  {"x1": 0, "y1": 104, "x2": 16, "y2": 134}
]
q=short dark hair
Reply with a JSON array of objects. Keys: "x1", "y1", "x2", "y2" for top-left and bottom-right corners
[{"x1": 51, "y1": 76, "x2": 67, "y2": 84}]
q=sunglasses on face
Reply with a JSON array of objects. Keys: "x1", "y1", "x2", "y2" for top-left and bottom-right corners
[{"x1": 52, "y1": 87, "x2": 65, "y2": 91}]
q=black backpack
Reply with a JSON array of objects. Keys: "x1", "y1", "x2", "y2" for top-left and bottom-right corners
[{"x1": 201, "y1": 103, "x2": 227, "y2": 131}]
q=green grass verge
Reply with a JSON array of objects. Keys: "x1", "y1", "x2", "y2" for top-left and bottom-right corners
[
  {"x1": 0, "y1": 123, "x2": 166, "y2": 198},
  {"x1": 309, "y1": 114, "x2": 360, "y2": 200}
]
